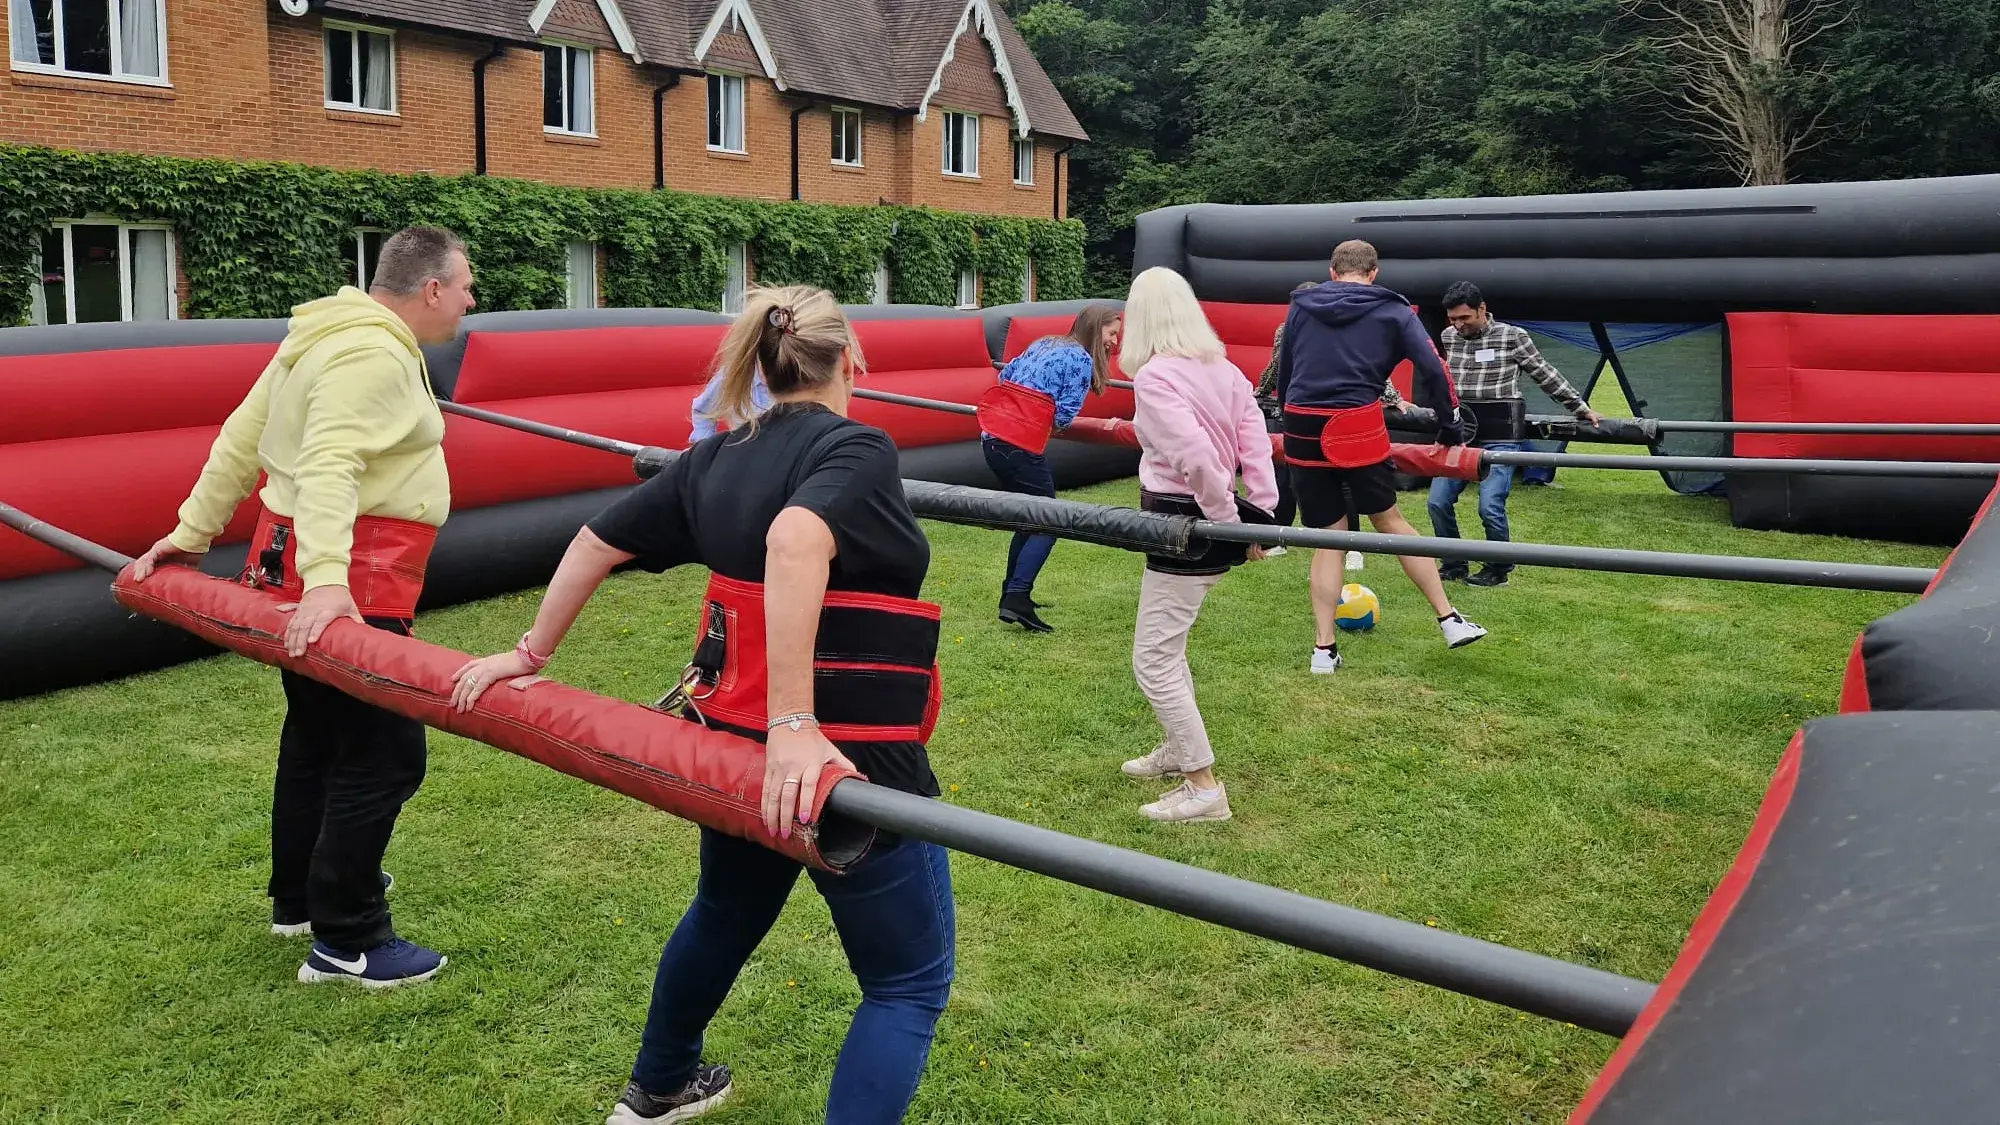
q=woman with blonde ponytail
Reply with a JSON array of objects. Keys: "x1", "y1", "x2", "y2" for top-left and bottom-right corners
[{"x1": 451, "y1": 285, "x2": 955, "y2": 1125}]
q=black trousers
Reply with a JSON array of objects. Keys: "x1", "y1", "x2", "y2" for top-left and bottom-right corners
[{"x1": 268, "y1": 618, "x2": 428, "y2": 953}]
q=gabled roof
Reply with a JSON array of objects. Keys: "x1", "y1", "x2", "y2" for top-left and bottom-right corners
[{"x1": 278, "y1": 0, "x2": 695, "y2": 68}]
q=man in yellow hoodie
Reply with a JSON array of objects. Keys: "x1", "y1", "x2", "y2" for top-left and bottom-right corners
[{"x1": 132, "y1": 226, "x2": 475, "y2": 988}]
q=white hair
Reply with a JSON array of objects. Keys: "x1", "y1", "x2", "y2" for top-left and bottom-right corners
[{"x1": 1118, "y1": 266, "x2": 1224, "y2": 376}]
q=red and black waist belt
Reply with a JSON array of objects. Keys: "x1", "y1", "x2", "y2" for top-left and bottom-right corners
[
  {"x1": 245, "y1": 508, "x2": 436, "y2": 620},
  {"x1": 1283, "y1": 403, "x2": 1393, "y2": 469},
  {"x1": 977, "y1": 380, "x2": 1060, "y2": 456},
  {"x1": 666, "y1": 573, "x2": 944, "y2": 745}
]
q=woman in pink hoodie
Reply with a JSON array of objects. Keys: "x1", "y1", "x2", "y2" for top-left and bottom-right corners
[{"x1": 1118, "y1": 266, "x2": 1280, "y2": 823}]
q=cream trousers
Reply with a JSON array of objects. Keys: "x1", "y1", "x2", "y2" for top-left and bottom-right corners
[{"x1": 1132, "y1": 568, "x2": 1225, "y2": 772}]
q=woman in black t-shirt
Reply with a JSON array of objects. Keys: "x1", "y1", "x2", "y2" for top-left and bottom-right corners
[{"x1": 449, "y1": 286, "x2": 953, "y2": 1125}]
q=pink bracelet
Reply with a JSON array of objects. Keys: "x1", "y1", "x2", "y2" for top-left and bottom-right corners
[{"x1": 515, "y1": 631, "x2": 553, "y2": 670}]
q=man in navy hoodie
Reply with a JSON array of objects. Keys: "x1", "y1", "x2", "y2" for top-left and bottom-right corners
[{"x1": 1274, "y1": 239, "x2": 1489, "y2": 673}]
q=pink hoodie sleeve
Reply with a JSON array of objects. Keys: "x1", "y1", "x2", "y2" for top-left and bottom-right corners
[
  {"x1": 1134, "y1": 362, "x2": 1241, "y2": 523},
  {"x1": 1235, "y1": 378, "x2": 1280, "y2": 515}
]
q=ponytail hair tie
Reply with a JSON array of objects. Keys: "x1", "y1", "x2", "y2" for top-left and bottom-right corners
[{"x1": 767, "y1": 306, "x2": 796, "y2": 334}]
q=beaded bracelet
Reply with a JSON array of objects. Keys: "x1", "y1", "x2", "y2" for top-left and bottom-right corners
[{"x1": 515, "y1": 631, "x2": 553, "y2": 671}]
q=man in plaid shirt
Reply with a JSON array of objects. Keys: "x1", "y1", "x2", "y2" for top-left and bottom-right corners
[{"x1": 1428, "y1": 281, "x2": 1601, "y2": 587}]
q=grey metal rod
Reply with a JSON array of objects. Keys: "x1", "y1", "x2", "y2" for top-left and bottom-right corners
[
  {"x1": 1658, "y1": 419, "x2": 2000, "y2": 436},
  {"x1": 850, "y1": 386, "x2": 979, "y2": 416},
  {"x1": 825, "y1": 780, "x2": 1652, "y2": 1036},
  {"x1": 1193, "y1": 522, "x2": 1937, "y2": 594},
  {"x1": 1488, "y1": 450, "x2": 2000, "y2": 480},
  {"x1": 437, "y1": 399, "x2": 647, "y2": 457},
  {"x1": 0, "y1": 500, "x2": 135, "y2": 572}
]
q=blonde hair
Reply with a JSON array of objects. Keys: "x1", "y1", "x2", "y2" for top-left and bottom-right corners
[
  {"x1": 705, "y1": 284, "x2": 862, "y2": 433},
  {"x1": 1118, "y1": 267, "x2": 1224, "y2": 376}
]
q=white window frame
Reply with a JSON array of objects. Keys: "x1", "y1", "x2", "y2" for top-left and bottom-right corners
[
  {"x1": 9, "y1": 0, "x2": 169, "y2": 86},
  {"x1": 1013, "y1": 136, "x2": 1035, "y2": 185},
  {"x1": 32, "y1": 218, "x2": 178, "y2": 325},
  {"x1": 830, "y1": 106, "x2": 863, "y2": 167},
  {"x1": 956, "y1": 268, "x2": 978, "y2": 310},
  {"x1": 871, "y1": 259, "x2": 891, "y2": 305},
  {"x1": 566, "y1": 241, "x2": 598, "y2": 310},
  {"x1": 722, "y1": 243, "x2": 748, "y2": 315},
  {"x1": 942, "y1": 111, "x2": 979, "y2": 178},
  {"x1": 543, "y1": 42, "x2": 596, "y2": 137},
  {"x1": 353, "y1": 228, "x2": 385, "y2": 289},
  {"x1": 323, "y1": 20, "x2": 397, "y2": 116},
  {"x1": 707, "y1": 72, "x2": 746, "y2": 153}
]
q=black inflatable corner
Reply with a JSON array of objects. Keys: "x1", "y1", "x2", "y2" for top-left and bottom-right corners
[
  {"x1": 1578, "y1": 710, "x2": 2000, "y2": 1123},
  {"x1": 1850, "y1": 484, "x2": 2000, "y2": 711},
  {"x1": 1131, "y1": 204, "x2": 1197, "y2": 279},
  {"x1": 1725, "y1": 473, "x2": 1993, "y2": 546}
]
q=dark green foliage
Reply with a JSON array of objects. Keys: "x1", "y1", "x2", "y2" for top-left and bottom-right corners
[{"x1": 0, "y1": 145, "x2": 1088, "y2": 325}]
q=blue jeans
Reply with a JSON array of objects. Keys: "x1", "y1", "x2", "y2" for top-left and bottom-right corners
[
  {"x1": 632, "y1": 828, "x2": 956, "y2": 1124},
  {"x1": 1428, "y1": 441, "x2": 1522, "y2": 573},
  {"x1": 982, "y1": 436, "x2": 1058, "y2": 595}
]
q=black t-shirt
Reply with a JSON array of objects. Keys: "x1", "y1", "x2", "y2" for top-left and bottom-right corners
[{"x1": 587, "y1": 402, "x2": 939, "y2": 795}]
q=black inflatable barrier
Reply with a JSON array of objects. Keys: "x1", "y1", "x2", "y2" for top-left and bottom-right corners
[
  {"x1": 1133, "y1": 177, "x2": 2000, "y2": 321},
  {"x1": 1843, "y1": 485, "x2": 2000, "y2": 711},
  {"x1": 1573, "y1": 710, "x2": 2000, "y2": 1122}
]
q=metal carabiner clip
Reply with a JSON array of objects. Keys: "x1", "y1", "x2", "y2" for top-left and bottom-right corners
[{"x1": 653, "y1": 663, "x2": 715, "y2": 722}]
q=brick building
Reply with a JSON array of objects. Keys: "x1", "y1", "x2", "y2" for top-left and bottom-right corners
[{"x1": 4, "y1": 0, "x2": 1086, "y2": 324}]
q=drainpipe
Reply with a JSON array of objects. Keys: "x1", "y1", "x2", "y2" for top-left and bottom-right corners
[
  {"x1": 790, "y1": 100, "x2": 815, "y2": 201},
  {"x1": 653, "y1": 74, "x2": 681, "y2": 189},
  {"x1": 473, "y1": 42, "x2": 508, "y2": 176},
  {"x1": 1052, "y1": 143, "x2": 1074, "y2": 220}
]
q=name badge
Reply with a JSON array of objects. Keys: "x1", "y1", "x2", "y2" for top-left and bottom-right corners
[{"x1": 1474, "y1": 348, "x2": 1498, "y2": 363}]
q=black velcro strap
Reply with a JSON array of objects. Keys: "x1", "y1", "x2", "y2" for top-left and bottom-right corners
[
  {"x1": 813, "y1": 667, "x2": 933, "y2": 727},
  {"x1": 815, "y1": 605, "x2": 940, "y2": 669}
]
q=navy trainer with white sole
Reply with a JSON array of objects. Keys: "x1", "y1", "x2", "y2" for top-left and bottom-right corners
[{"x1": 298, "y1": 937, "x2": 444, "y2": 989}]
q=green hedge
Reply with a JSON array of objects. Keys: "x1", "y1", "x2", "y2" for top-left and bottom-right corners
[{"x1": 0, "y1": 145, "x2": 1089, "y2": 326}]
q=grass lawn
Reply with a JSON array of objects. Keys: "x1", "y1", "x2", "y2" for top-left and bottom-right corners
[{"x1": 0, "y1": 442, "x2": 1947, "y2": 1123}]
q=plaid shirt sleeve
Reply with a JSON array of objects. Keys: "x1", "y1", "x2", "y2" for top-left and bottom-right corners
[{"x1": 1508, "y1": 326, "x2": 1588, "y2": 415}]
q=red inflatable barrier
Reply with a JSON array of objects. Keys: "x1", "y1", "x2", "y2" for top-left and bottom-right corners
[
  {"x1": 1060, "y1": 417, "x2": 1482, "y2": 481},
  {"x1": 110, "y1": 566, "x2": 871, "y2": 872}
]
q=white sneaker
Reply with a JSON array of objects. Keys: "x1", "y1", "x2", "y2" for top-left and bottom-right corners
[
  {"x1": 1140, "y1": 780, "x2": 1232, "y2": 823},
  {"x1": 1265, "y1": 545, "x2": 1287, "y2": 558},
  {"x1": 1310, "y1": 646, "x2": 1343, "y2": 674},
  {"x1": 1440, "y1": 611, "x2": 1488, "y2": 649},
  {"x1": 1122, "y1": 744, "x2": 1182, "y2": 779},
  {"x1": 1346, "y1": 551, "x2": 1364, "y2": 570}
]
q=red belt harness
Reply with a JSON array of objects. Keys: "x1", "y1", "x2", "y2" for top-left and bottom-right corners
[
  {"x1": 1282, "y1": 404, "x2": 1393, "y2": 469},
  {"x1": 669, "y1": 573, "x2": 944, "y2": 745},
  {"x1": 977, "y1": 380, "x2": 1060, "y2": 455},
  {"x1": 246, "y1": 508, "x2": 436, "y2": 619}
]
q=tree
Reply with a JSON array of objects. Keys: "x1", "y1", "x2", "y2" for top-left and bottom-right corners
[{"x1": 1618, "y1": 0, "x2": 1849, "y2": 184}]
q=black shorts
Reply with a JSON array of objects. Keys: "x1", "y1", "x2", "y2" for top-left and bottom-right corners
[{"x1": 1291, "y1": 460, "x2": 1399, "y2": 527}]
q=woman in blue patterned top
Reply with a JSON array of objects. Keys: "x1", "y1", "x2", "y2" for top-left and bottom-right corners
[{"x1": 974, "y1": 305, "x2": 1122, "y2": 632}]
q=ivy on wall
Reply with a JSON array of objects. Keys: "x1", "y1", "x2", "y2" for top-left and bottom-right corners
[{"x1": 0, "y1": 145, "x2": 1089, "y2": 326}]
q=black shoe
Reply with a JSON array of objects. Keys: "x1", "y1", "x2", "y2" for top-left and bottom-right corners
[
  {"x1": 1439, "y1": 563, "x2": 1470, "y2": 583},
  {"x1": 1466, "y1": 568, "x2": 1510, "y2": 588},
  {"x1": 998, "y1": 592, "x2": 1054, "y2": 633},
  {"x1": 610, "y1": 1065, "x2": 732, "y2": 1123}
]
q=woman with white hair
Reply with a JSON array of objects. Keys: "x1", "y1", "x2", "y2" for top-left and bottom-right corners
[{"x1": 1117, "y1": 266, "x2": 1279, "y2": 823}]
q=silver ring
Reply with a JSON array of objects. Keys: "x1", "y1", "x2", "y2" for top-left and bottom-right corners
[{"x1": 781, "y1": 778, "x2": 800, "y2": 787}]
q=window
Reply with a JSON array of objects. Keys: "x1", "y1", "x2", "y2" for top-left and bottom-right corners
[
  {"x1": 566, "y1": 242, "x2": 598, "y2": 310},
  {"x1": 353, "y1": 229, "x2": 385, "y2": 289},
  {"x1": 10, "y1": 0, "x2": 165, "y2": 83},
  {"x1": 325, "y1": 23, "x2": 395, "y2": 113},
  {"x1": 872, "y1": 259, "x2": 891, "y2": 305},
  {"x1": 723, "y1": 243, "x2": 748, "y2": 315},
  {"x1": 831, "y1": 107, "x2": 862, "y2": 167},
  {"x1": 707, "y1": 73, "x2": 745, "y2": 152},
  {"x1": 543, "y1": 44, "x2": 594, "y2": 135},
  {"x1": 1013, "y1": 136, "x2": 1035, "y2": 185},
  {"x1": 956, "y1": 268, "x2": 978, "y2": 310},
  {"x1": 942, "y1": 112, "x2": 978, "y2": 177},
  {"x1": 1022, "y1": 257, "x2": 1036, "y2": 303},
  {"x1": 30, "y1": 221, "x2": 176, "y2": 325}
]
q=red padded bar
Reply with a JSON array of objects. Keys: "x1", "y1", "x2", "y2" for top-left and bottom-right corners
[
  {"x1": 1727, "y1": 313, "x2": 2000, "y2": 460},
  {"x1": 0, "y1": 428, "x2": 262, "y2": 580},
  {"x1": 0, "y1": 342, "x2": 276, "y2": 446},
  {"x1": 112, "y1": 565, "x2": 868, "y2": 872},
  {"x1": 451, "y1": 325, "x2": 729, "y2": 403}
]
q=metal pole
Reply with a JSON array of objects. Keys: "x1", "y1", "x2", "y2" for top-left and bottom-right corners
[
  {"x1": 1656, "y1": 419, "x2": 2000, "y2": 436},
  {"x1": 1193, "y1": 521, "x2": 1936, "y2": 594},
  {"x1": 850, "y1": 386, "x2": 979, "y2": 416},
  {"x1": 436, "y1": 399, "x2": 647, "y2": 458},
  {"x1": 1487, "y1": 449, "x2": 2000, "y2": 480},
  {"x1": 2, "y1": 499, "x2": 1654, "y2": 1037},
  {"x1": 826, "y1": 779, "x2": 1652, "y2": 1036}
]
